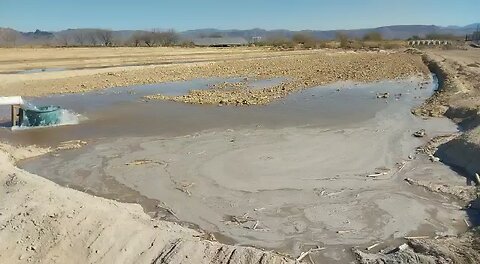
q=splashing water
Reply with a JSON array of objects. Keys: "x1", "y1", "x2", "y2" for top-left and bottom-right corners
[
  {"x1": 21, "y1": 101, "x2": 40, "y2": 111},
  {"x1": 11, "y1": 101, "x2": 83, "y2": 130}
]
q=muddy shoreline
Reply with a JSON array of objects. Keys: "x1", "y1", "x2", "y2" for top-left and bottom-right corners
[
  {"x1": 14, "y1": 75, "x2": 472, "y2": 263},
  {"x1": 355, "y1": 49, "x2": 480, "y2": 263}
]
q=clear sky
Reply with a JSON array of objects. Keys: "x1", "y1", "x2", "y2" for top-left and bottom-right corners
[{"x1": 0, "y1": 0, "x2": 477, "y2": 32}]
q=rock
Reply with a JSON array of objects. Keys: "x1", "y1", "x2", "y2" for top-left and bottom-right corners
[
  {"x1": 429, "y1": 155, "x2": 440, "y2": 162},
  {"x1": 413, "y1": 129, "x2": 426, "y2": 138},
  {"x1": 376, "y1": 92, "x2": 390, "y2": 99}
]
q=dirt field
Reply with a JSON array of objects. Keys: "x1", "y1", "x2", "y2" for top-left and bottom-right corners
[
  {"x1": 0, "y1": 47, "x2": 428, "y2": 101},
  {"x1": 0, "y1": 47, "x2": 307, "y2": 72}
]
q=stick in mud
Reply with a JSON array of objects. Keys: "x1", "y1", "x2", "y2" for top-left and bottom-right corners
[
  {"x1": 404, "y1": 236, "x2": 429, "y2": 240},
  {"x1": 366, "y1": 242, "x2": 380, "y2": 251},
  {"x1": 296, "y1": 246, "x2": 325, "y2": 262}
]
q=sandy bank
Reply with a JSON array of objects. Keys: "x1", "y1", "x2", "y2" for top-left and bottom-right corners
[
  {"x1": 0, "y1": 143, "x2": 292, "y2": 263},
  {"x1": 436, "y1": 127, "x2": 480, "y2": 180},
  {"x1": 412, "y1": 48, "x2": 480, "y2": 182},
  {"x1": 356, "y1": 48, "x2": 480, "y2": 264}
]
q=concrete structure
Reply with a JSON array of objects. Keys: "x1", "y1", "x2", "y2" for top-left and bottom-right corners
[
  {"x1": 408, "y1": 40, "x2": 450, "y2": 46},
  {"x1": 0, "y1": 96, "x2": 24, "y2": 126},
  {"x1": 192, "y1": 37, "x2": 248, "y2": 47}
]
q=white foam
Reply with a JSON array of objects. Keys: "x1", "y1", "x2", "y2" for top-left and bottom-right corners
[{"x1": 11, "y1": 110, "x2": 84, "y2": 131}]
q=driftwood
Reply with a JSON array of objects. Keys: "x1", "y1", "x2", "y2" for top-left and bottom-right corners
[
  {"x1": 156, "y1": 202, "x2": 179, "y2": 220},
  {"x1": 367, "y1": 172, "x2": 388, "y2": 178},
  {"x1": 397, "y1": 243, "x2": 409, "y2": 251},
  {"x1": 297, "y1": 246, "x2": 325, "y2": 262},
  {"x1": 252, "y1": 220, "x2": 259, "y2": 230},
  {"x1": 225, "y1": 213, "x2": 254, "y2": 225},
  {"x1": 175, "y1": 182, "x2": 194, "y2": 196},
  {"x1": 404, "y1": 236, "x2": 429, "y2": 240},
  {"x1": 366, "y1": 242, "x2": 380, "y2": 251},
  {"x1": 124, "y1": 159, "x2": 164, "y2": 166}
]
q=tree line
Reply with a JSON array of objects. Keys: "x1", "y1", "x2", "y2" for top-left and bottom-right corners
[
  {"x1": 0, "y1": 29, "x2": 182, "y2": 47},
  {"x1": 57, "y1": 29, "x2": 181, "y2": 47},
  {"x1": 0, "y1": 28, "x2": 463, "y2": 48}
]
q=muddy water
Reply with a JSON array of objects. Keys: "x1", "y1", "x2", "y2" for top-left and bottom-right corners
[
  {"x1": 13, "y1": 76, "x2": 470, "y2": 263},
  {"x1": 3, "y1": 77, "x2": 394, "y2": 146}
]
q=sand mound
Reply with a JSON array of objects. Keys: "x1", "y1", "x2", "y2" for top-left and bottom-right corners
[
  {"x1": 436, "y1": 127, "x2": 480, "y2": 180},
  {"x1": 0, "y1": 143, "x2": 292, "y2": 264}
]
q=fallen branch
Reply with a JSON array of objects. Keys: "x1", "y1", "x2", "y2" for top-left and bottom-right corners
[
  {"x1": 367, "y1": 172, "x2": 388, "y2": 178},
  {"x1": 391, "y1": 161, "x2": 407, "y2": 177},
  {"x1": 404, "y1": 236, "x2": 429, "y2": 240},
  {"x1": 125, "y1": 159, "x2": 164, "y2": 166},
  {"x1": 366, "y1": 242, "x2": 380, "y2": 251},
  {"x1": 175, "y1": 182, "x2": 194, "y2": 196},
  {"x1": 297, "y1": 246, "x2": 325, "y2": 262},
  {"x1": 156, "y1": 202, "x2": 179, "y2": 220}
]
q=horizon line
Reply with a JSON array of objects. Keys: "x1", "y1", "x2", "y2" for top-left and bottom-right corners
[{"x1": 2, "y1": 22, "x2": 479, "y2": 33}]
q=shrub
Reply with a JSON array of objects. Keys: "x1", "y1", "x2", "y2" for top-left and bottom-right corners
[{"x1": 363, "y1": 32, "x2": 383, "y2": 41}]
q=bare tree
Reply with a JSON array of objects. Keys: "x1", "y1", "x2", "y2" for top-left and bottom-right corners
[
  {"x1": 129, "y1": 32, "x2": 143, "y2": 47},
  {"x1": 157, "y1": 30, "x2": 179, "y2": 46},
  {"x1": 141, "y1": 32, "x2": 153, "y2": 47},
  {"x1": 141, "y1": 29, "x2": 179, "y2": 47},
  {"x1": 56, "y1": 33, "x2": 70, "y2": 46},
  {"x1": 1, "y1": 30, "x2": 18, "y2": 47},
  {"x1": 73, "y1": 31, "x2": 87, "y2": 46},
  {"x1": 97, "y1": 29, "x2": 114, "y2": 46},
  {"x1": 86, "y1": 31, "x2": 98, "y2": 46}
]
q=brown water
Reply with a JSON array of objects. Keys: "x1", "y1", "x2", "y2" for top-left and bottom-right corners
[{"x1": 0, "y1": 77, "x2": 420, "y2": 146}]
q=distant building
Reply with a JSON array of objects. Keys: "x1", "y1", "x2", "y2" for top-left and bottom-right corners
[
  {"x1": 251, "y1": 36, "x2": 263, "y2": 43},
  {"x1": 192, "y1": 37, "x2": 248, "y2": 47}
]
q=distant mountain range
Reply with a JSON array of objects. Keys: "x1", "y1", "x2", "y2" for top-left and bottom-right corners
[
  {"x1": 0, "y1": 23, "x2": 478, "y2": 46},
  {"x1": 182, "y1": 24, "x2": 480, "y2": 40}
]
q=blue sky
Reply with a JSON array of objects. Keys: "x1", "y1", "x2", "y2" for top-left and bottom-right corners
[{"x1": 0, "y1": 0, "x2": 477, "y2": 32}]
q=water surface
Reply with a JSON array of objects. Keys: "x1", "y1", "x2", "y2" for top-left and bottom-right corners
[{"x1": 0, "y1": 77, "x2": 432, "y2": 146}]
